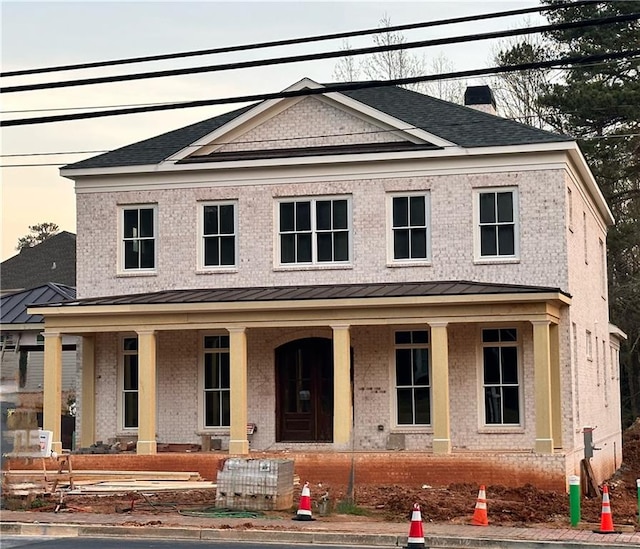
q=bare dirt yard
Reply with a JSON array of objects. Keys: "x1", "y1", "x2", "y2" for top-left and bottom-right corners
[{"x1": 4, "y1": 420, "x2": 640, "y2": 529}]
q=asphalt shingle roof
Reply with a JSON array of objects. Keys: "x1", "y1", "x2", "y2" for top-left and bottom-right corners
[
  {"x1": 63, "y1": 83, "x2": 572, "y2": 171},
  {"x1": 38, "y1": 280, "x2": 568, "y2": 308},
  {"x1": 0, "y1": 231, "x2": 76, "y2": 292}
]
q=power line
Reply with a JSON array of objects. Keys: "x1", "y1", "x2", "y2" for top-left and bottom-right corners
[
  {"x1": 3, "y1": 49, "x2": 639, "y2": 127},
  {"x1": 0, "y1": 0, "x2": 600, "y2": 78},
  {"x1": 2, "y1": 12, "x2": 638, "y2": 94}
]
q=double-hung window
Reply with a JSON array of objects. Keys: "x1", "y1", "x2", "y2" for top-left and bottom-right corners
[
  {"x1": 390, "y1": 194, "x2": 430, "y2": 262},
  {"x1": 475, "y1": 188, "x2": 518, "y2": 259},
  {"x1": 122, "y1": 206, "x2": 156, "y2": 270},
  {"x1": 203, "y1": 335, "x2": 230, "y2": 428},
  {"x1": 482, "y1": 328, "x2": 520, "y2": 425},
  {"x1": 278, "y1": 197, "x2": 350, "y2": 265},
  {"x1": 121, "y1": 337, "x2": 138, "y2": 430},
  {"x1": 201, "y1": 202, "x2": 236, "y2": 268},
  {"x1": 394, "y1": 330, "x2": 431, "y2": 426}
]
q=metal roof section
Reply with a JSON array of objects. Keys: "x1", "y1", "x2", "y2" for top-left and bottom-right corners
[
  {"x1": 1, "y1": 283, "x2": 76, "y2": 325},
  {"x1": 36, "y1": 280, "x2": 570, "y2": 309}
]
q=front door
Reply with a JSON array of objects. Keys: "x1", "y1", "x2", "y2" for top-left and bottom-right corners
[{"x1": 276, "y1": 338, "x2": 333, "y2": 442}]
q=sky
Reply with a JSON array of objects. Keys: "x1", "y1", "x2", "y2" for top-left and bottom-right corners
[{"x1": 0, "y1": 0, "x2": 544, "y2": 261}]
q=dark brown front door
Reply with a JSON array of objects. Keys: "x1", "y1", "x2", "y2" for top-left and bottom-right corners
[{"x1": 276, "y1": 338, "x2": 333, "y2": 442}]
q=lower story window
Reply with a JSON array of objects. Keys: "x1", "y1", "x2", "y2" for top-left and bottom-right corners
[
  {"x1": 204, "y1": 335, "x2": 230, "y2": 427},
  {"x1": 482, "y1": 328, "x2": 520, "y2": 425},
  {"x1": 122, "y1": 337, "x2": 138, "y2": 429},
  {"x1": 395, "y1": 330, "x2": 431, "y2": 425}
]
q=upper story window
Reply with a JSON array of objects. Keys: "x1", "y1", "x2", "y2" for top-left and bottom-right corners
[
  {"x1": 278, "y1": 197, "x2": 350, "y2": 265},
  {"x1": 481, "y1": 328, "x2": 520, "y2": 426},
  {"x1": 200, "y1": 202, "x2": 237, "y2": 269},
  {"x1": 389, "y1": 193, "x2": 430, "y2": 262},
  {"x1": 121, "y1": 206, "x2": 156, "y2": 271},
  {"x1": 475, "y1": 188, "x2": 518, "y2": 260},
  {"x1": 394, "y1": 330, "x2": 431, "y2": 426}
]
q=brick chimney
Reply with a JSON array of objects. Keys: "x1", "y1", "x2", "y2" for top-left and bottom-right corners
[{"x1": 464, "y1": 85, "x2": 496, "y2": 116}]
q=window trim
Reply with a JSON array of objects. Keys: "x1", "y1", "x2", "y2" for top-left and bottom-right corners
[
  {"x1": 275, "y1": 195, "x2": 352, "y2": 268},
  {"x1": 391, "y1": 328, "x2": 432, "y2": 430},
  {"x1": 198, "y1": 332, "x2": 231, "y2": 431},
  {"x1": 477, "y1": 326, "x2": 523, "y2": 430},
  {"x1": 386, "y1": 192, "x2": 432, "y2": 265},
  {"x1": 473, "y1": 187, "x2": 519, "y2": 262},
  {"x1": 118, "y1": 334, "x2": 139, "y2": 433},
  {"x1": 197, "y1": 200, "x2": 238, "y2": 271},
  {"x1": 118, "y1": 204, "x2": 158, "y2": 274}
]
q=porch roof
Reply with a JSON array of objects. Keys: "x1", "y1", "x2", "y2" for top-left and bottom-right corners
[{"x1": 36, "y1": 280, "x2": 571, "y2": 308}]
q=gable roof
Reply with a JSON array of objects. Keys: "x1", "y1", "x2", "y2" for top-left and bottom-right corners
[
  {"x1": 62, "y1": 81, "x2": 571, "y2": 171},
  {"x1": 0, "y1": 283, "x2": 76, "y2": 325},
  {"x1": 0, "y1": 231, "x2": 76, "y2": 292}
]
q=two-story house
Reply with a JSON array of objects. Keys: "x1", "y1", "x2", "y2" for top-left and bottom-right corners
[{"x1": 32, "y1": 79, "x2": 623, "y2": 487}]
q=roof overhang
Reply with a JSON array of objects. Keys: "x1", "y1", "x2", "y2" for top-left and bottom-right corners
[{"x1": 29, "y1": 282, "x2": 571, "y2": 334}]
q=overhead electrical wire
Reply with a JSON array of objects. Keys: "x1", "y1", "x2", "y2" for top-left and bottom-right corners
[
  {"x1": 2, "y1": 49, "x2": 639, "y2": 127},
  {"x1": 0, "y1": 0, "x2": 601, "y2": 78},
  {"x1": 2, "y1": 12, "x2": 638, "y2": 94}
]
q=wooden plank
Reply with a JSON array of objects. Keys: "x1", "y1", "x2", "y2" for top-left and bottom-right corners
[{"x1": 4, "y1": 470, "x2": 201, "y2": 482}]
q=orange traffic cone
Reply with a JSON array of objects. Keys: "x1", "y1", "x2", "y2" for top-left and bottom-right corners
[
  {"x1": 293, "y1": 481, "x2": 315, "y2": 521},
  {"x1": 406, "y1": 503, "x2": 425, "y2": 548},
  {"x1": 593, "y1": 485, "x2": 618, "y2": 534},
  {"x1": 471, "y1": 485, "x2": 489, "y2": 526}
]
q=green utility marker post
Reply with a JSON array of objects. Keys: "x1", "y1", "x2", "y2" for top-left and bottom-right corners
[
  {"x1": 637, "y1": 479, "x2": 639, "y2": 525},
  {"x1": 569, "y1": 474, "x2": 581, "y2": 527}
]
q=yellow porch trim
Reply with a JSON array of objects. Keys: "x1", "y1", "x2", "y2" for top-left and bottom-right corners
[
  {"x1": 332, "y1": 325, "x2": 352, "y2": 445},
  {"x1": 136, "y1": 330, "x2": 157, "y2": 455},
  {"x1": 228, "y1": 327, "x2": 249, "y2": 455},
  {"x1": 550, "y1": 323, "x2": 562, "y2": 449},
  {"x1": 533, "y1": 321, "x2": 553, "y2": 454},
  {"x1": 43, "y1": 332, "x2": 63, "y2": 454},
  {"x1": 430, "y1": 322, "x2": 451, "y2": 454},
  {"x1": 80, "y1": 335, "x2": 96, "y2": 448}
]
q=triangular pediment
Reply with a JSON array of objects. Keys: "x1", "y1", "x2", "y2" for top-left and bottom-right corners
[{"x1": 167, "y1": 78, "x2": 455, "y2": 163}]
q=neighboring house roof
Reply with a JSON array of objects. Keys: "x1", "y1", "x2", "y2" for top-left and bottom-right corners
[
  {"x1": 62, "y1": 82, "x2": 571, "y2": 171},
  {"x1": 38, "y1": 280, "x2": 570, "y2": 308},
  {"x1": 0, "y1": 231, "x2": 76, "y2": 292},
  {"x1": 0, "y1": 283, "x2": 76, "y2": 325}
]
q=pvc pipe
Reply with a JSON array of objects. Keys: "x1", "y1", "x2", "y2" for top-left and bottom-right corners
[{"x1": 569, "y1": 475, "x2": 580, "y2": 527}]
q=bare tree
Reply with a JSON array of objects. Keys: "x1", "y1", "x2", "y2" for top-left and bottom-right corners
[{"x1": 424, "y1": 52, "x2": 466, "y2": 103}]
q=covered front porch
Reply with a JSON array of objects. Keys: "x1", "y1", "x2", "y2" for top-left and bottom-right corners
[{"x1": 30, "y1": 281, "x2": 570, "y2": 459}]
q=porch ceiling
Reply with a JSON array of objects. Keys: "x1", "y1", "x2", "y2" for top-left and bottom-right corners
[{"x1": 28, "y1": 280, "x2": 570, "y2": 334}]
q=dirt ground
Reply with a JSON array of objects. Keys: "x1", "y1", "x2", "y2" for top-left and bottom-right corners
[{"x1": 5, "y1": 420, "x2": 640, "y2": 529}]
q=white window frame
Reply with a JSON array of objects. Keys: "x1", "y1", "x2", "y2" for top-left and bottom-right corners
[
  {"x1": 387, "y1": 192, "x2": 431, "y2": 265},
  {"x1": 391, "y1": 329, "x2": 432, "y2": 428},
  {"x1": 478, "y1": 327, "x2": 523, "y2": 428},
  {"x1": 198, "y1": 333, "x2": 231, "y2": 430},
  {"x1": 198, "y1": 201, "x2": 238, "y2": 271},
  {"x1": 276, "y1": 196, "x2": 352, "y2": 267},
  {"x1": 119, "y1": 204, "x2": 157, "y2": 273},
  {"x1": 473, "y1": 187, "x2": 519, "y2": 262},
  {"x1": 118, "y1": 335, "x2": 139, "y2": 432}
]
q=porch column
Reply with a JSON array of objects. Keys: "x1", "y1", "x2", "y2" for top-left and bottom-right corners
[
  {"x1": 332, "y1": 325, "x2": 352, "y2": 445},
  {"x1": 43, "y1": 331, "x2": 63, "y2": 454},
  {"x1": 228, "y1": 327, "x2": 248, "y2": 455},
  {"x1": 80, "y1": 335, "x2": 96, "y2": 448},
  {"x1": 550, "y1": 323, "x2": 563, "y2": 449},
  {"x1": 136, "y1": 330, "x2": 157, "y2": 455},
  {"x1": 429, "y1": 322, "x2": 451, "y2": 454},
  {"x1": 533, "y1": 320, "x2": 553, "y2": 454}
]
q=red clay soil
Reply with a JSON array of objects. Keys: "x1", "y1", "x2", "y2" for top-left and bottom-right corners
[{"x1": 5, "y1": 420, "x2": 640, "y2": 529}]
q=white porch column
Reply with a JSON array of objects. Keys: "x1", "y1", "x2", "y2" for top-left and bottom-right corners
[
  {"x1": 80, "y1": 335, "x2": 96, "y2": 448},
  {"x1": 533, "y1": 320, "x2": 554, "y2": 454},
  {"x1": 332, "y1": 325, "x2": 352, "y2": 445},
  {"x1": 136, "y1": 330, "x2": 157, "y2": 455},
  {"x1": 43, "y1": 331, "x2": 63, "y2": 454},
  {"x1": 228, "y1": 327, "x2": 249, "y2": 455},
  {"x1": 429, "y1": 322, "x2": 451, "y2": 454}
]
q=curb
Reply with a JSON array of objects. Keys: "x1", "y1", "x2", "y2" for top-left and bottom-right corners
[{"x1": 1, "y1": 522, "x2": 638, "y2": 549}]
